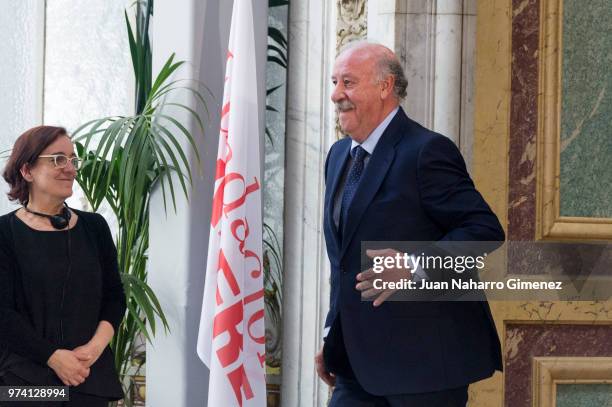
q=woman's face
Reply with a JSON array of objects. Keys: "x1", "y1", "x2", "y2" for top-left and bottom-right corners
[{"x1": 23, "y1": 135, "x2": 77, "y2": 202}]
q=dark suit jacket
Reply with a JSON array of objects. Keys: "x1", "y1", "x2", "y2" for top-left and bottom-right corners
[{"x1": 322, "y1": 107, "x2": 504, "y2": 395}]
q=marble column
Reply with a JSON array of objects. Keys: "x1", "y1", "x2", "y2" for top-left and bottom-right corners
[
  {"x1": 367, "y1": 0, "x2": 477, "y2": 168},
  {"x1": 279, "y1": 1, "x2": 338, "y2": 406}
]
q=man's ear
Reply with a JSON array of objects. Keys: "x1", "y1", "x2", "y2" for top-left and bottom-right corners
[
  {"x1": 20, "y1": 163, "x2": 34, "y2": 182},
  {"x1": 380, "y1": 75, "x2": 395, "y2": 100}
]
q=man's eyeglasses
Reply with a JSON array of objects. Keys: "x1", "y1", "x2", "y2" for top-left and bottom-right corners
[{"x1": 38, "y1": 154, "x2": 82, "y2": 170}]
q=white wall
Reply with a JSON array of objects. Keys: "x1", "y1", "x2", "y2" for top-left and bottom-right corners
[
  {"x1": 147, "y1": 1, "x2": 268, "y2": 406},
  {"x1": 0, "y1": 0, "x2": 132, "y2": 219},
  {"x1": 0, "y1": 1, "x2": 45, "y2": 215},
  {"x1": 44, "y1": 0, "x2": 133, "y2": 131}
]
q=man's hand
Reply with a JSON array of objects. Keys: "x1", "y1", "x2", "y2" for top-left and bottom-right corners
[
  {"x1": 72, "y1": 341, "x2": 104, "y2": 369},
  {"x1": 315, "y1": 347, "x2": 336, "y2": 387},
  {"x1": 47, "y1": 349, "x2": 90, "y2": 387},
  {"x1": 356, "y1": 248, "x2": 412, "y2": 306}
]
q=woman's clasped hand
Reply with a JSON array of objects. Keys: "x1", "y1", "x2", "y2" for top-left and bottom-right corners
[{"x1": 47, "y1": 349, "x2": 91, "y2": 387}]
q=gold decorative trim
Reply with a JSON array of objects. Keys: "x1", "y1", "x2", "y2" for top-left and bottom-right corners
[
  {"x1": 533, "y1": 356, "x2": 612, "y2": 407},
  {"x1": 536, "y1": 0, "x2": 612, "y2": 240}
]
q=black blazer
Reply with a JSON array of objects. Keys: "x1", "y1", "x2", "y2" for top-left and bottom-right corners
[
  {"x1": 0, "y1": 209, "x2": 125, "y2": 400},
  {"x1": 323, "y1": 108, "x2": 504, "y2": 395}
]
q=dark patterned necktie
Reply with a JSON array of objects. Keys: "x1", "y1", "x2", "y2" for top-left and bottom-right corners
[{"x1": 339, "y1": 146, "x2": 368, "y2": 236}]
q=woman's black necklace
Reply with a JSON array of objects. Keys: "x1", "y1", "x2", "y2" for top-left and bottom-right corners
[{"x1": 23, "y1": 203, "x2": 72, "y2": 230}]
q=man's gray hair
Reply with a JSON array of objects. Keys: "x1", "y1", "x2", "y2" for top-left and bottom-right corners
[
  {"x1": 339, "y1": 40, "x2": 408, "y2": 101},
  {"x1": 376, "y1": 54, "x2": 408, "y2": 100}
]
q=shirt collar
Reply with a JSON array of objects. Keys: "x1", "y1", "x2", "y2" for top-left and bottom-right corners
[{"x1": 350, "y1": 106, "x2": 399, "y2": 155}]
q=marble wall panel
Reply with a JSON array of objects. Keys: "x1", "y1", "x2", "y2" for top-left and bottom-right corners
[
  {"x1": 508, "y1": 0, "x2": 539, "y2": 241},
  {"x1": 559, "y1": 0, "x2": 612, "y2": 219},
  {"x1": 504, "y1": 323, "x2": 612, "y2": 407},
  {"x1": 474, "y1": 0, "x2": 612, "y2": 403},
  {"x1": 509, "y1": 0, "x2": 612, "y2": 237},
  {"x1": 557, "y1": 383, "x2": 612, "y2": 407}
]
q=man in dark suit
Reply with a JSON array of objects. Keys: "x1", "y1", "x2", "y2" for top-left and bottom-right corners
[{"x1": 314, "y1": 42, "x2": 505, "y2": 406}]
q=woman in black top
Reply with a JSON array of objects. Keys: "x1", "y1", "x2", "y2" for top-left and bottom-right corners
[{"x1": 0, "y1": 126, "x2": 126, "y2": 406}]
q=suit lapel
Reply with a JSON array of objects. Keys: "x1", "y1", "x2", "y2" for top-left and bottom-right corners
[
  {"x1": 340, "y1": 109, "x2": 407, "y2": 259},
  {"x1": 326, "y1": 140, "x2": 351, "y2": 247}
]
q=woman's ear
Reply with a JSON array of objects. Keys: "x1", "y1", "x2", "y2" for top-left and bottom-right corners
[{"x1": 20, "y1": 163, "x2": 34, "y2": 182}]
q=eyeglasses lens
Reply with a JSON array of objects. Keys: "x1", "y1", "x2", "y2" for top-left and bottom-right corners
[
  {"x1": 71, "y1": 158, "x2": 81, "y2": 170},
  {"x1": 55, "y1": 155, "x2": 68, "y2": 167},
  {"x1": 52, "y1": 155, "x2": 81, "y2": 170}
]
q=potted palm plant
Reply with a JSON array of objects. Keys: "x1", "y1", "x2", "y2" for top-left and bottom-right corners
[{"x1": 73, "y1": 1, "x2": 206, "y2": 405}]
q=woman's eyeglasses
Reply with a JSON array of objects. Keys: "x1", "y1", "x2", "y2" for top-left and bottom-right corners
[{"x1": 38, "y1": 154, "x2": 82, "y2": 170}]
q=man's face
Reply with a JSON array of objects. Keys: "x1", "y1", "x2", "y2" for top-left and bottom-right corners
[{"x1": 331, "y1": 50, "x2": 384, "y2": 142}]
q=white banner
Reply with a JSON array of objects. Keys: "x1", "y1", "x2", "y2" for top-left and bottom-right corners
[{"x1": 197, "y1": 1, "x2": 266, "y2": 406}]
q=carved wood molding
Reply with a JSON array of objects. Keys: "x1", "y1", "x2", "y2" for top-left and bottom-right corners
[{"x1": 336, "y1": 0, "x2": 367, "y2": 52}]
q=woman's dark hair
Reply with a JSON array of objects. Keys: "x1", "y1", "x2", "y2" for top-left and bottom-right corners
[{"x1": 3, "y1": 126, "x2": 68, "y2": 205}]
